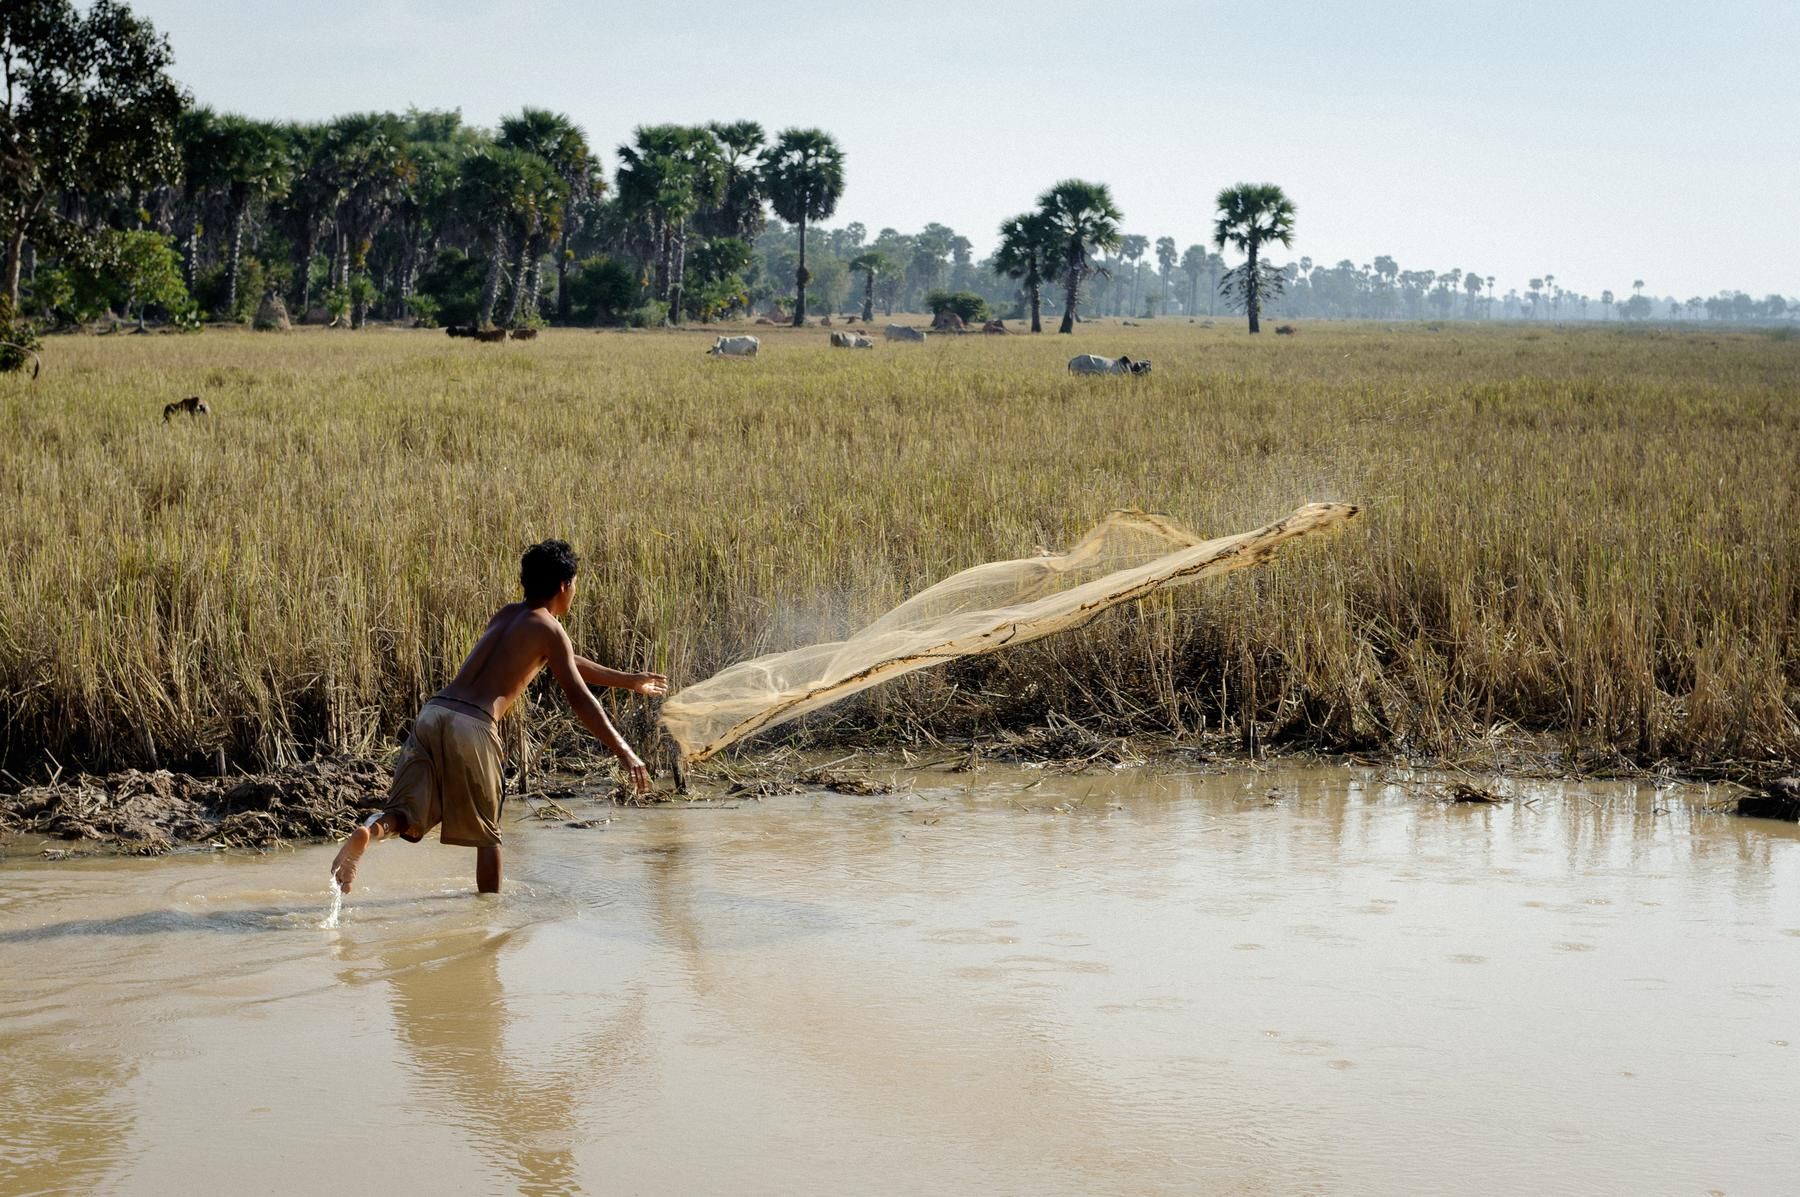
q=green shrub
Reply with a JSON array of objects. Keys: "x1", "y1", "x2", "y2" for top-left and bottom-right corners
[
  {"x1": 568, "y1": 255, "x2": 639, "y2": 325},
  {"x1": 925, "y1": 289, "x2": 989, "y2": 323}
]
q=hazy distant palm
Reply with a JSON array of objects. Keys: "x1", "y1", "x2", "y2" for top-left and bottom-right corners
[
  {"x1": 1180, "y1": 244, "x2": 1207, "y2": 317},
  {"x1": 994, "y1": 212, "x2": 1056, "y2": 333},
  {"x1": 848, "y1": 251, "x2": 892, "y2": 323},
  {"x1": 1154, "y1": 236, "x2": 1176, "y2": 315},
  {"x1": 1037, "y1": 179, "x2": 1122, "y2": 334},
  {"x1": 760, "y1": 129, "x2": 845, "y2": 327},
  {"x1": 1119, "y1": 234, "x2": 1147, "y2": 317},
  {"x1": 1212, "y1": 183, "x2": 1295, "y2": 334},
  {"x1": 211, "y1": 116, "x2": 289, "y2": 318}
]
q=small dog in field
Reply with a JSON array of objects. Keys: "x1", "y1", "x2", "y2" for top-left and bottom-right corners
[{"x1": 163, "y1": 395, "x2": 209, "y2": 422}]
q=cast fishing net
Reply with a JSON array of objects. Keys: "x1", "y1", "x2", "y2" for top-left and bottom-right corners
[{"x1": 660, "y1": 502, "x2": 1359, "y2": 761}]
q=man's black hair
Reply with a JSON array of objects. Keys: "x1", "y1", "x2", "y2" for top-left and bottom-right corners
[{"x1": 521, "y1": 539, "x2": 579, "y2": 602}]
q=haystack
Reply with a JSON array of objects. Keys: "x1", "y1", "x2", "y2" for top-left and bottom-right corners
[{"x1": 253, "y1": 292, "x2": 291, "y2": 331}]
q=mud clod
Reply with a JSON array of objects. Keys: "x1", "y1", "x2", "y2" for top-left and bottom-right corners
[{"x1": 0, "y1": 757, "x2": 390, "y2": 854}]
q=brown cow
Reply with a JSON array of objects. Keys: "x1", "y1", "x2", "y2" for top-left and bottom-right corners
[
  {"x1": 474, "y1": 327, "x2": 508, "y2": 343},
  {"x1": 163, "y1": 395, "x2": 209, "y2": 422},
  {"x1": 508, "y1": 327, "x2": 538, "y2": 340},
  {"x1": 1275, "y1": 324, "x2": 1298, "y2": 335}
]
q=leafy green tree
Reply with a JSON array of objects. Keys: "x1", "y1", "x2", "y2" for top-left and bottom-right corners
[
  {"x1": 924, "y1": 289, "x2": 988, "y2": 323},
  {"x1": 760, "y1": 128, "x2": 844, "y2": 327},
  {"x1": 848, "y1": 250, "x2": 892, "y2": 323},
  {"x1": 175, "y1": 105, "x2": 230, "y2": 292},
  {"x1": 319, "y1": 113, "x2": 415, "y2": 326},
  {"x1": 1037, "y1": 179, "x2": 1122, "y2": 334},
  {"x1": 0, "y1": 0, "x2": 184, "y2": 315},
  {"x1": 455, "y1": 147, "x2": 538, "y2": 326},
  {"x1": 566, "y1": 255, "x2": 637, "y2": 325},
  {"x1": 994, "y1": 211, "x2": 1057, "y2": 332},
  {"x1": 104, "y1": 228, "x2": 192, "y2": 329},
  {"x1": 1212, "y1": 183, "x2": 1296, "y2": 333}
]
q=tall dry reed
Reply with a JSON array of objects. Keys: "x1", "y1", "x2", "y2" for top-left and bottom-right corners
[{"x1": 1, "y1": 321, "x2": 1794, "y2": 776}]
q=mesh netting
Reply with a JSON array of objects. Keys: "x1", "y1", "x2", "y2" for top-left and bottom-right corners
[{"x1": 660, "y1": 502, "x2": 1359, "y2": 761}]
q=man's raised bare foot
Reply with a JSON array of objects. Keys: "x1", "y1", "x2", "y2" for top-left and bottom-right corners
[{"x1": 331, "y1": 826, "x2": 371, "y2": 894}]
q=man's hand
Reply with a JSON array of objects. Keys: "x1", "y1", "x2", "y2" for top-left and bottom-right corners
[
  {"x1": 629, "y1": 672, "x2": 669, "y2": 697},
  {"x1": 620, "y1": 750, "x2": 652, "y2": 795}
]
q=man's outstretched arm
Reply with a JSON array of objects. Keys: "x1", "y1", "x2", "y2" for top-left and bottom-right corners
[
  {"x1": 546, "y1": 629, "x2": 652, "y2": 794},
  {"x1": 575, "y1": 655, "x2": 668, "y2": 696}
]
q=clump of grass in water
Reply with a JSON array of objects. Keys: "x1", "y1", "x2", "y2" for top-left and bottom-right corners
[{"x1": 0, "y1": 323, "x2": 1795, "y2": 777}]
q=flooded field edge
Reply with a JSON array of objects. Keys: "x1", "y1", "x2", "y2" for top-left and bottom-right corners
[{"x1": 4, "y1": 726, "x2": 1795, "y2": 862}]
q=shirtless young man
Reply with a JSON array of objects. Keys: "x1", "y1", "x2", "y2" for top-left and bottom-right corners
[{"x1": 331, "y1": 539, "x2": 666, "y2": 895}]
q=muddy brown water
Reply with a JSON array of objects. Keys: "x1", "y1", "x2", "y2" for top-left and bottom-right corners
[{"x1": 2, "y1": 764, "x2": 1796, "y2": 1196}]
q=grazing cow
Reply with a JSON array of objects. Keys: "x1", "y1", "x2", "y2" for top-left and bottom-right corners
[
  {"x1": 830, "y1": 331, "x2": 873, "y2": 349},
  {"x1": 163, "y1": 395, "x2": 209, "y2": 421},
  {"x1": 508, "y1": 327, "x2": 539, "y2": 340},
  {"x1": 708, "y1": 335, "x2": 760, "y2": 357},
  {"x1": 884, "y1": 324, "x2": 927, "y2": 342},
  {"x1": 473, "y1": 327, "x2": 508, "y2": 343},
  {"x1": 444, "y1": 324, "x2": 476, "y2": 338},
  {"x1": 1274, "y1": 324, "x2": 1297, "y2": 335},
  {"x1": 981, "y1": 320, "x2": 1007, "y2": 334},
  {"x1": 930, "y1": 310, "x2": 966, "y2": 332},
  {"x1": 1067, "y1": 354, "x2": 1152, "y2": 376}
]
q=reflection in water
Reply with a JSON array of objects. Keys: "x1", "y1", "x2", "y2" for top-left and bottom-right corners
[
  {"x1": 365, "y1": 927, "x2": 648, "y2": 1197},
  {"x1": 0, "y1": 764, "x2": 1795, "y2": 1196}
]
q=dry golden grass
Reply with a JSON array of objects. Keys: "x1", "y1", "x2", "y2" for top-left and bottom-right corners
[{"x1": 1, "y1": 319, "x2": 1795, "y2": 775}]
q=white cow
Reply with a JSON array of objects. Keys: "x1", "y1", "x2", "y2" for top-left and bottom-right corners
[
  {"x1": 830, "y1": 331, "x2": 873, "y2": 349},
  {"x1": 707, "y1": 335, "x2": 760, "y2": 357},
  {"x1": 1067, "y1": 353, "x2": 1152, "y2": 376},
  {"x1": 884, "y1": 324, "x2": 927, "y2": 342}
]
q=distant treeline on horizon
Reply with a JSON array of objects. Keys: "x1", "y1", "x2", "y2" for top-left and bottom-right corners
[{"x1": 2, "y1": 0, "x2": 1792, "y2": 343}]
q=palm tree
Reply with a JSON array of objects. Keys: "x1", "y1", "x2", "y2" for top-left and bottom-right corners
[
  {"x1": 759, "y1": 128, "x2": 845, "y2": 327},
  {"x1": 702, "y1": 120, "x2": 767, "y2": 243},
  {"x1": 617, "y1": 125, "x2": 724, "y2": 323},
  {"x1": 1212, "y1": 183, "x2": 1296, "y2": 334},
  {"x1": 455, "y1": 146, "x2": 544, "y2": 327},
  {"x1": 213, "y1": 116, "x2": 290, "y2": 318},
  {"x1": 1463, "y1": 269, "x2": 1484, "y2": 318},
  {"x1": 319, "y1": 113, "x2": 415, "y2": 327},
  {"x1": 498, "y1": 109, "x2": 596, "y2": 323},
  {"x1": 1180, "y1": 244, "x2": 1207, "y2": 318},
  {"x1": 175, "y1": 105, "x2": 230, "y2": 294},
  {"x1": 1154, "y1": 235, "x2": 1176, "y2": 315},
  {"x1": 994, "y1": 211, "x2": 1056, "y2": 332},
  {"x1": 1037, "y1": 179, "x2": 1122, "y2": 334},
  {"x1": 848, "y1": 251, "x2": 892, "y2": 323},
  {"x1": 1119, "y1": 234, "x2": 1148, "y2": 316}
]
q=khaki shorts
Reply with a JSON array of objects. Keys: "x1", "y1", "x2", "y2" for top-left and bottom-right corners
[{"x1": 383, "y1": 700, "x2": 505, "y2": 848}]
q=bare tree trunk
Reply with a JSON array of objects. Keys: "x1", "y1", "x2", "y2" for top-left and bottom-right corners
[
  {"x1": 1029, "y1": 273, "x2": 1042, "y2": 334},
  {"x1": 668, "y1": 222, "x2": 687, "y2": 326},
  {"x1": 1246, "y1": 243, "x2": 1261, "y2": 334},
  {"x1": 225, "y1": 203, "x2": 246, "y2": 319},
  {"x1": 555, "y1": 220, "x2": 572, "y2": 322},
  {"x1": 791, "y1": 214, "x2": 808, "y2": 328},
  {"x1": 1058, "y1": 245, "x2": 1079, "y2": 334},
  {"x1": 505, "y1": 233, "x2": 532, "y2": 326},
  {"x1": 479, "y1": 222, "x2": 508, "y2": 327},
  {"x1": 3, "y1": 227, "x2": 23, "y2": 309},
  {"x1": 861, "y1": 272, "x2": 874, "y2": 323}
]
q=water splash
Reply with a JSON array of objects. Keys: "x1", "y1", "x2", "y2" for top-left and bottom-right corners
[{"x1": 320, "y1": 886, "x2": 344, "y2": 929}]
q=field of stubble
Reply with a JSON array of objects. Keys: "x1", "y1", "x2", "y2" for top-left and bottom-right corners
[{"x1": 1, "y1": 319, "x2": 1795, "y2": 777}]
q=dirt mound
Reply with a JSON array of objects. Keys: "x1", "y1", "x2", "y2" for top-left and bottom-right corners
[
  {"x1": 1, "y1": 757, "x2": 390, "y2": 854},
  {"x1": 253, "y1": 292, "x2": 291, "y2": 331}
]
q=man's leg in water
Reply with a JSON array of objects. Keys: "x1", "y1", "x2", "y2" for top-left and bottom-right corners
[
  {"x1": 476, "y1": 845, "x2": 502, "y2": 894},
  {"x1": 332, "y1": 812, "x2": 403, "y2": 893}
]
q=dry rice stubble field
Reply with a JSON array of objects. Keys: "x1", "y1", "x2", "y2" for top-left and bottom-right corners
[{"x1": 1, "y1": 320, "x2": 1795, "y2": 779}]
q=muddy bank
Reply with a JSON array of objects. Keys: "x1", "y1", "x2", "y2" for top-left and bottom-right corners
[
  {"x1": 4, "y1": 726, "x2": 1796, "y2": 858},
  {"x1": 0, "y1": 757, "x2": 390, "y2": 857}
]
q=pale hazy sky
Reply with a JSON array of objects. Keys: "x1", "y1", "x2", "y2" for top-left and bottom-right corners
[{"x1": 135, "y1": 0, "x2": 1797, "y2": 299}]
